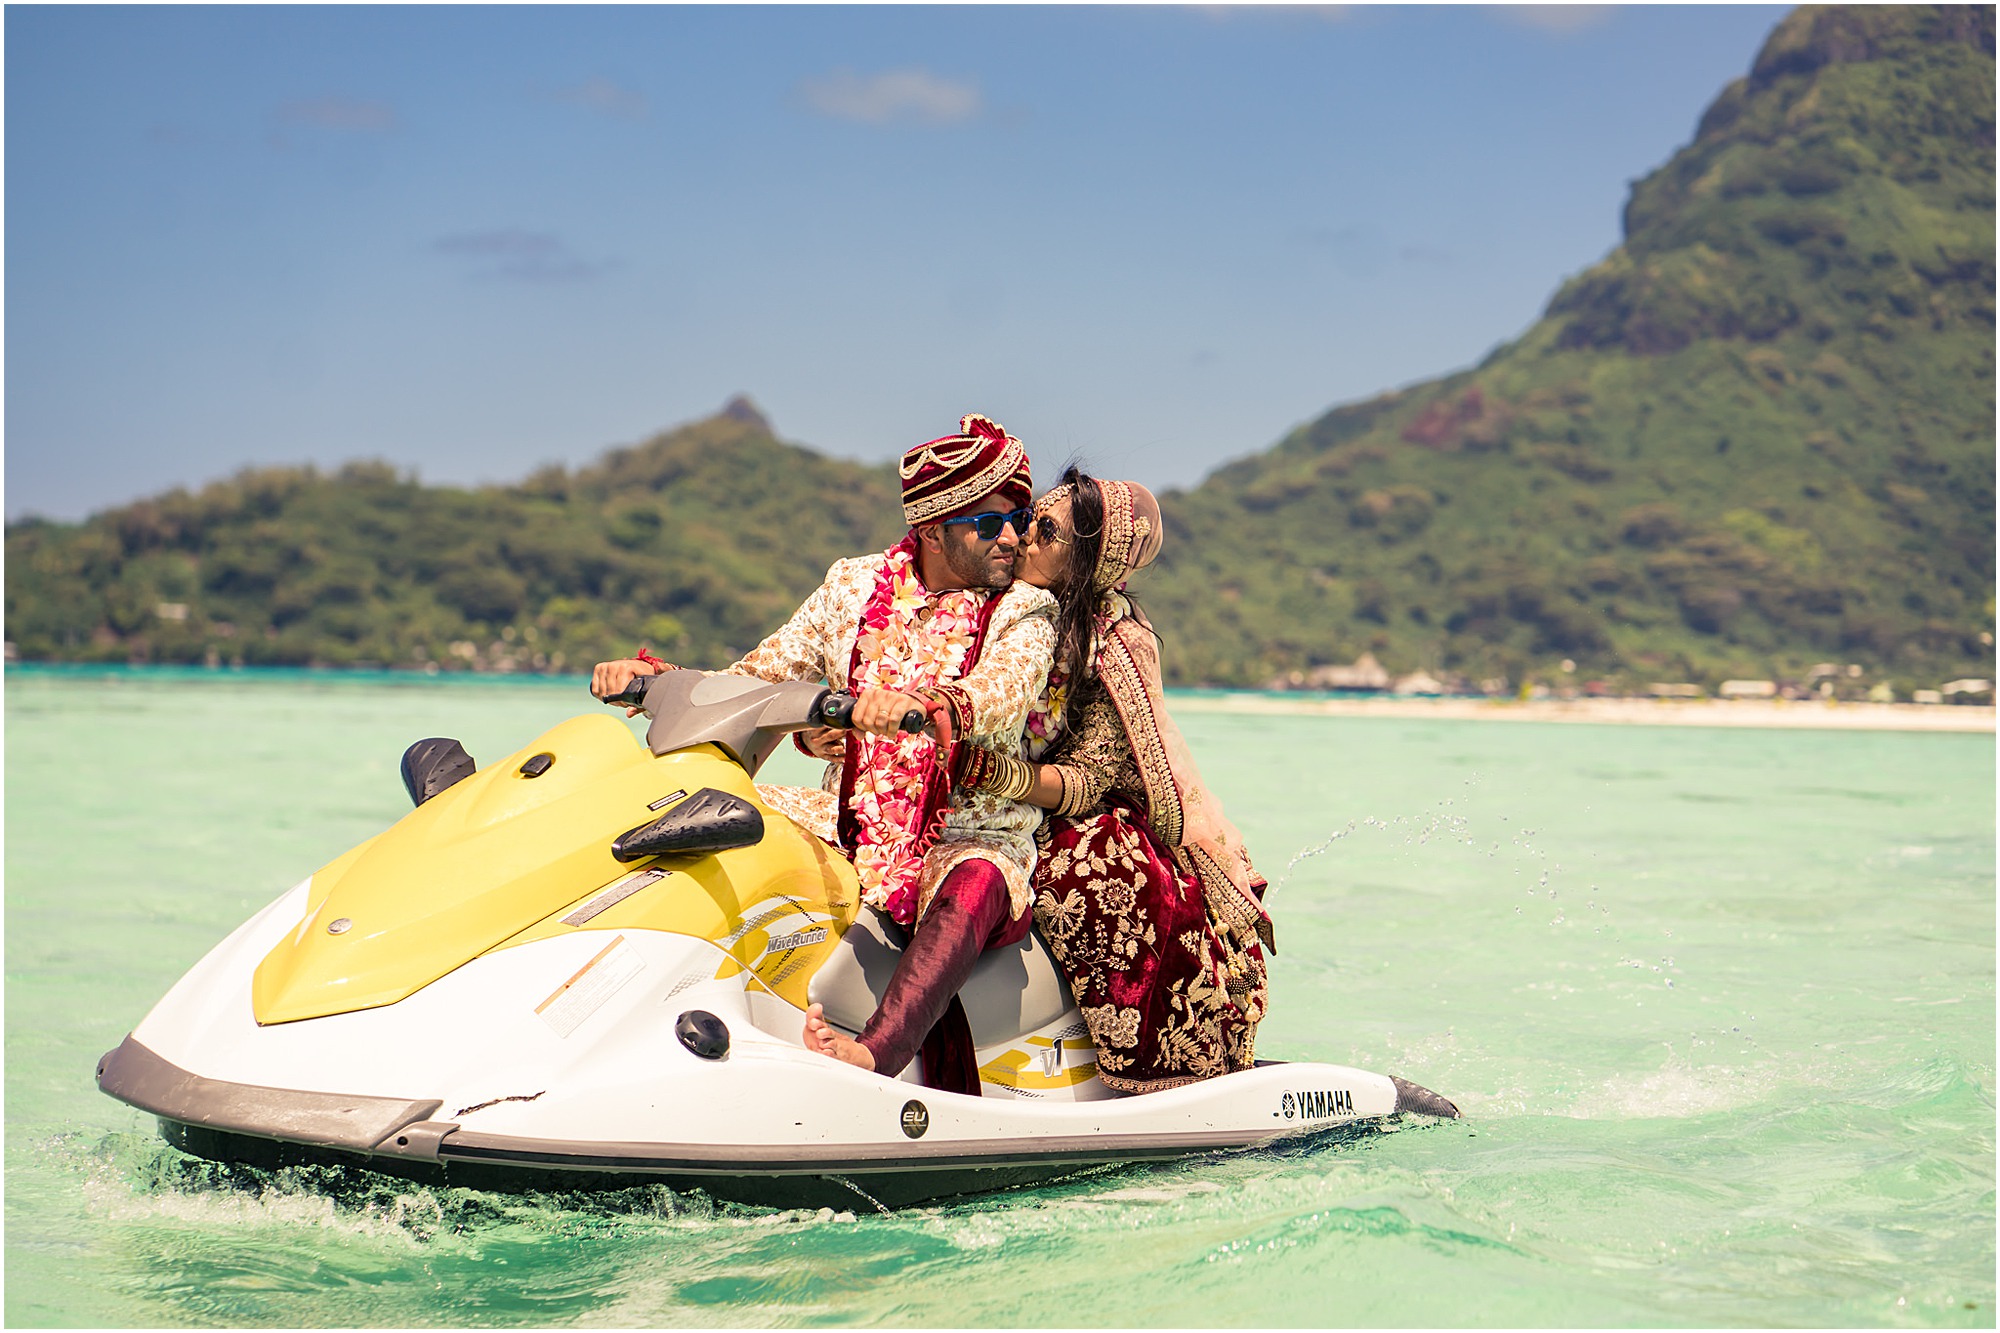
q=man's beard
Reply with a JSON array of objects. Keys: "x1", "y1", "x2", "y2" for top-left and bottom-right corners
[{"x1": 941, "y1": 533, "x2": 1014, "y2": 590}]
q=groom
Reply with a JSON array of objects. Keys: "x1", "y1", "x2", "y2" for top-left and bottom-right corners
[{"x1": 592, "y1": 415, "x2": 1055, "y2": 1093}]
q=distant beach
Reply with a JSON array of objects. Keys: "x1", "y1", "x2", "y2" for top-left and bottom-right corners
[
  {"x1": 10, "y1": 664, "x2": 1992, "y2": 734},
  {"x1": 1169, "y1": 691, "x2": 1997, "y2": 734}
]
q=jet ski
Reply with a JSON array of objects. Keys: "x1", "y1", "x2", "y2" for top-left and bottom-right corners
[{"x1": 97, "y1": 669, "x2": 1458, "y2": 1209}]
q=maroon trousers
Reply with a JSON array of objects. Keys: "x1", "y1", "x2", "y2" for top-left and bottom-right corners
[{"x1": 856, "y1": 858, "x2": 1030, "y2": 1095}]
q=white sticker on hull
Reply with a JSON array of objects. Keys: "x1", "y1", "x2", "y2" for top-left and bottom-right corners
[
  {"x1": 562, "y1": 869, "x2": 669, "y2": 926},
  {"x1": 536, "y1": 935, "x2": 646, "y2": 1038}
]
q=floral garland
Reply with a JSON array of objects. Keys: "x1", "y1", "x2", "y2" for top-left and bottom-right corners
[
  {"x1": 842, "y1": 538, "x2": 985, "y2": 924},
  {"x1": 1023, "y1": 668, "x2": 1067, "y2": 762},
  {"x1": 1022, "y1": 585, "x2": 1135, "y2": 761}
]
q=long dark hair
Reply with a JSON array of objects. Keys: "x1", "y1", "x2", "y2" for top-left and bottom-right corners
[{"x1": 1050, "y1": 464, "x2": 1106, "y2": 692}]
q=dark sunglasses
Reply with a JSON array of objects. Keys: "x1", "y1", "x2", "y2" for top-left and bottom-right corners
[
  {"x1": 940, "y1": 507, "x2": 1031, "y2": 541},
  {"x1": 1035, "y1": 514, "x2": 1071, "y2": 546}
]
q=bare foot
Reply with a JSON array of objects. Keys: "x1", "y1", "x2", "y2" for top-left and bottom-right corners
[{"x1": 802, "y1": 1003, "x2": 876, "y2": 1072}]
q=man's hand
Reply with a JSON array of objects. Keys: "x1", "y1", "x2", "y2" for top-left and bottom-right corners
[
  {"x1": 800, "y1": 727, "x2": 848, "y2": 762},
  {"x1": 591, "y1": 659, "x2": 662, "y2": 716},
  {"x1": 849, "y1": 687, "x2": 929, "y2": 737}
]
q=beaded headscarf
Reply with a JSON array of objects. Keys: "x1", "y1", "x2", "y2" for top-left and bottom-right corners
[{"x1": 1038, "y1": 478, "x2": 1164, "y2": 592}]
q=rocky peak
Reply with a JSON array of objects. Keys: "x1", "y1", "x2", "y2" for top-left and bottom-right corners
[
  {"x1": 1544, "y1": 3, "x2": 1995, "y2": 358},
  {"x1": 717, "y1": 394, "x2": 772, "y2": 434},
  {"x1": 1748, "y1": 4, "x2": 1994, "y2": 93}
]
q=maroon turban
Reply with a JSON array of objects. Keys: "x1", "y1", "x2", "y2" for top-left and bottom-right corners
[{"x1": 899, "y1": 414, "x2": 1032, "y2": 526}]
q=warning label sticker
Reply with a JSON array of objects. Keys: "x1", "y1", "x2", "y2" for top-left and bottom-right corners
[{"x1": 536, "y1": 935, "x2": 645, "y2": 1038}]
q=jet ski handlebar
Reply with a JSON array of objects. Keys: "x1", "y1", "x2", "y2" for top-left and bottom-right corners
[
  {"x1": 809, "y1": 690, "x2": 925, "y2": 735},
  {"x1": 602, "y1": 675, "x2": 658, "y2": 710},
  {"x1": 597, "y1": 669, "x2": 924, "y2": 775},
  {"x1": 601, "y1": 673, "x2": 922, "y2": 734}
]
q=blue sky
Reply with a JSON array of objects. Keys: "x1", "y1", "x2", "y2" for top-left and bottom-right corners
[{"x1": 5, "y1": 3, "x2": 1792, "y2": 522}]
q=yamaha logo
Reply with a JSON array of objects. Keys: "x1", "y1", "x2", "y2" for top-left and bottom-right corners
[
  {"x1": 900, "y1": 1099, "x2": 929, "y2": 1139},
  {"x1": 1298, "y1": 1088, "x2": 1354, "y2": 1119},
  {"x1": 1279, "y1": 1088, "x2": 1354, "y2": 1120}
]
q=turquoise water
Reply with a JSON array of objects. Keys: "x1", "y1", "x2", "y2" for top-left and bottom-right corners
[{"x1": 6, "y1": 667, "x2": 1993, "y2": 1327}]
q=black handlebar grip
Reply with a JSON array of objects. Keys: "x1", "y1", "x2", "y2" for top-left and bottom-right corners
[
  {"x1": 812, "y1": 692, "x2": 925, "y2": 734},
  {"x1": 817, "y1": 691, "x2": 857, "y2": 729},
  {"x1": 605, "y1": 674, "x2": 652, "y2": 708}
]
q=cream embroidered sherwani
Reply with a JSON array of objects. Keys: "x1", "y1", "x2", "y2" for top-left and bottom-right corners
[{"x1": 728, "y1": 554, "x2": 1056, "y2": 921}]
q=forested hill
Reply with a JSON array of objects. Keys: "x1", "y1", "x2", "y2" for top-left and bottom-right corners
[
  {"x1": 1145, "y1": 4, "x2": 1994, "y2": 690},
  {"x1": 6, "y1": 6, "x2": 1994, "y2": 690},
  {"x1": 5, "y1": 399, "x2": 903, "y2": 673}
]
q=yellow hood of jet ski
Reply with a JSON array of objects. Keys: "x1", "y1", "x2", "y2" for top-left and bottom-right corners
[{"x1": 251, "y1": 713, "x2": 856, "y2": 1024}]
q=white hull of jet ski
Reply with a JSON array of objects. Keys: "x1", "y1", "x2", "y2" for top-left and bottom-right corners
[{"x1": 98, "y1": 673, "x2": 1456, "y2": 1209}]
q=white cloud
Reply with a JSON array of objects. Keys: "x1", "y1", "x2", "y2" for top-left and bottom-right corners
[
  {"x1": 432, "y1": 230, "x2": 615, "y2": 283},
  {"x1": 799, "y1": 68, "x2": 981, "y2": 126},
  {"x1": 278, "y1": 98, "x2": 396, "y2": 132},
  {"x1": 1399, "y1": 244, "x2": 1453, "y2": 267},
  {"x1": 553, "y1": 77, "x2": 647, "y2": 121},
  {"x1": 1493, "y1": 5, "x2": 1616, "y2": 35},
  {"x1": 1298, "y1": 225, "x2": 1453, "y2": 276},
  {"x1": 1190, "y1": 5, "x2": 1353, "y2": 23},
  {"x1": 435, "y1": 230, "x2": 563, "y2": 260}
]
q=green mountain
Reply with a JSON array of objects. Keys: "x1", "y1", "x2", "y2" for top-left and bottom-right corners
[
  {"x1": 4, "y1": 398, "x2": 903, "y2": 672},
  {"x1": 6, "y1": 6, "x2": 1993, "y2": 693},
  {"x1": 1146, "y1": 3, "x2": 1993, "y2": 692}
]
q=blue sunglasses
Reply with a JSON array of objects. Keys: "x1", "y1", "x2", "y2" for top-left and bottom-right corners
[{"x1": 940, "y1": 507, "x2": 1031, "y2": 541}]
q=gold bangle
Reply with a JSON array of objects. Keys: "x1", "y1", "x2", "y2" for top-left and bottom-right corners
[
  {"x1": 989, "y1": 753, "x2": 1036, "y2": 801},
  {"x1": 1055, "y1": 766, "x2": 1093, "y2": 817}
]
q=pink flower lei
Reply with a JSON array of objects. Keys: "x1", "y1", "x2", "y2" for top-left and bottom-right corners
[
  {"x1": 840, "y1": 537, "x2": 986, "y2": 924},
  {"x1": 1022, "y1": 585, "x2": 1132, "y2": 761},
  {"x1": 1023, "y1": 669, "x2": 1067, "y2": 762}
]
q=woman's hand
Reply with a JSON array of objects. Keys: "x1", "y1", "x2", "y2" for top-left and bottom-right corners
[
  {"x1": 849, "y1": 687, "x2": 929, "y2": 737},
  {"x1": 591, "y1": 658, "x2": 662, "y2": 716},
  {"x1": 800, "y1": 727, "x2": 848, "y2": 761}
]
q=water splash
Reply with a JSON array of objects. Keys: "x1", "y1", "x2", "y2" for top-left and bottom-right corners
[
  {"x1": 1565, "y1": 1053, "x2": 1771, "y2": 1121},
  {"x1": 1274, "y1": 808, "x2": 1478, "y2": 895},
  {"x1": 1274, "y1": 819, "x2": 1359, "y2": 893}
]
